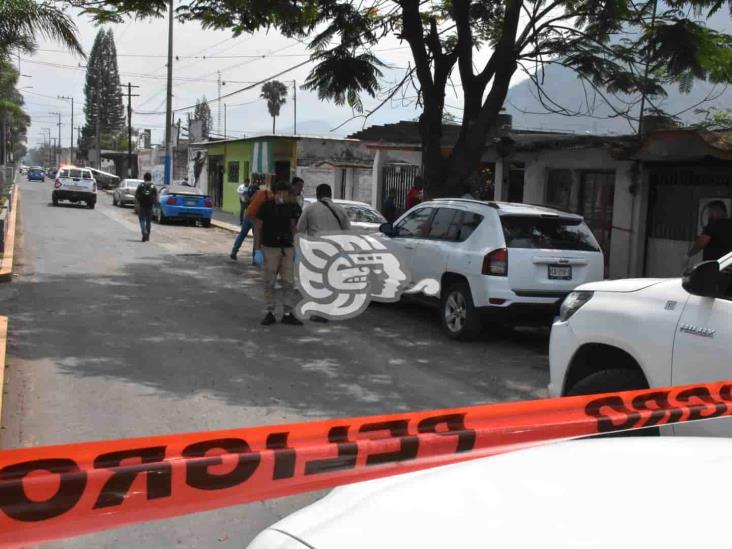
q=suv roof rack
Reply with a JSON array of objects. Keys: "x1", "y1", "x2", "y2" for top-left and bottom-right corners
[{"x1": 430, "y1": 197, "x2": 501, "y2": 209}]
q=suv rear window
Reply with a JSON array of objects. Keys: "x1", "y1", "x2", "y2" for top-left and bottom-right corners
[{"x1": 500, "y1": 215, "x2": 600, "y2": 252}]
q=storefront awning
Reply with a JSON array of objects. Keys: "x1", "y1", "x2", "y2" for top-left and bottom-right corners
[{"x1": 251, "y1": 141, "x2": 274, "y2": 174}]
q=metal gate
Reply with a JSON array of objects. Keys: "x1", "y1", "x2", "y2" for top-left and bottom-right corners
[{"x1": 381, "y1": 164, "x2": 420, "y2": 214}]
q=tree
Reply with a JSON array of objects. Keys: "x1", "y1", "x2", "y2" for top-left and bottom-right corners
[
  {"x1": 0, "y1": 0, "x2": 83, "y2": 58},
  {"x1": 260, "y1": 80, "x2": 288, "y2": 134},
  {"x1": 80, "y1": 29, "x2": 126, "y2": 158},
  {"x1": 695, "y1": 107, "x2": 732, "y2": 130},
  {"x1": 193, "y1": 97, "x2": 212, "y2": 139},
  {"x1": 71, "y1": 0, "x2": 732, "y2": 195}
]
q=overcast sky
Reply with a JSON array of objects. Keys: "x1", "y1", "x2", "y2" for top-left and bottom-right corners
[{"x1": 21, "y1": 6, "x2": 445, "y2": 152}]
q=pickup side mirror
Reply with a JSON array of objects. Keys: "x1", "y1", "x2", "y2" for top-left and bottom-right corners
[
  {"x1": 379, "y1": 222, "x2": 394, "y2": 237},
  {"x1": 682, "y1": 260, "x2": 720, "y2": 298}
]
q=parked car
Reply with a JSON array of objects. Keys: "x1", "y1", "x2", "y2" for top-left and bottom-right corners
[
  {"x1": 27, "y1": 167, "x2": 45, "y2": 182},
  {"x1": 303, "y1": 198, "x2": 386, "y2": 233},
  {"x1": 377, "y1": 199, "x2": 604, "y2": 339},
  {"x1": 153, "y1": 184, "x2": 213, "y2": 227},
  {"x1": 19, "y1": 165, "x2": 28, "y2": 175},
  {"x1": 248, "y1": 437, "x2": 732, "y2": 549},
  {"x1": 113, "y1": 179, "x2": 143, "y2": 207},
  {"x1": 549, "y1": 253, "x2": 732, "y2": 437},
  {"x1": 52, "y1": 167, "x2": 97, "y2": 209}
]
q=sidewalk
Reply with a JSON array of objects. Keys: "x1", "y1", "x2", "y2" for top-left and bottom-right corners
[{"x1": 213, "y1": 208, "x2": 240, "y2": 227}]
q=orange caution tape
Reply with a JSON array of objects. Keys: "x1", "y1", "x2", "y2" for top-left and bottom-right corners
[{"x1": 2, "y1": 380, "x2": 732, "y2": 547}]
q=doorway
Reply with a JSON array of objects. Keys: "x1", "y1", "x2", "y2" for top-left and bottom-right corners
[
  {"x1": 507, "y1": 163, "x2": 525, "y2": 203},
  {"x1": 208, "y1": 156, "x2": 224, "y2": 207},
  {"x1": 580, "y1": 172, "x2": 615, "y2": 275}
]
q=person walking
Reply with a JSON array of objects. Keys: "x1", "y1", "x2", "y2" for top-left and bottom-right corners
[
  {"x1": 687, "y1": 200, "x2": 732, "y2": 262},
  {"x1": 297, "y1": 183, "x2": 351, "y2": 237},
  {"x1": 406, "y1": 176, "x2": 424, "y2": 210},
  {"x1": 254, "y1": 181, "x2": 303, "y2": 326},
  {"x1": 230, "y1": 181, "x2": 267, "y2": 263},
  {"x1": 291, "y1": 177, "x2": 305, "y2": 210},
  {"x1": 135, "y1": 173, "x2": 157, "y2": 242},
  {"x1": 382, "y1": 188, "x2": 398, "y2": 223}
]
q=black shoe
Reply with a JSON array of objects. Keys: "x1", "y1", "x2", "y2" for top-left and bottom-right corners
[
  {"x1": 261, "y1": 312, "x2": 276, "y2": 326},
  {"x1": 281, "y1": 313, "x2": 303, "y2": 326},
  {"x1": 311, "y1": 315, "x2": 329, "y2": 323},
  {"x1": 230, "y1": 252, "x2": 237, "y2": 261}
]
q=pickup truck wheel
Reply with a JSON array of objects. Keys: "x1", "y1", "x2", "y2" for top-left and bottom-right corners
[
  {"x1": 87, "y1": 200, "x2": 96, "y2": 210},
  {"x1": 52, "y1": 197, "x2": 58, "y2": 206},
  {"x1": 441, "y1": 283, "x2": 482, "y2": 341},
  {"x1": 566, "y1": 369, "x2": 658, "y2": 436}
]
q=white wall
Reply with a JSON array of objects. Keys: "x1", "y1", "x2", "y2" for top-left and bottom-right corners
[
  {"x1": 519, "y1": 148, "x2": 636, "y2": 279},
  {"x1": 297, "y1": 166, "x2": 335, "y2": 197}
]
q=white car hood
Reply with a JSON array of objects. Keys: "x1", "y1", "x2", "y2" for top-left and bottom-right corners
[
  {"x1": 249, "y1": 438, "x2": 732, "y2": 549},
  {"x1": 576, "y1": 277, "x2": 669, "y2": 292}
]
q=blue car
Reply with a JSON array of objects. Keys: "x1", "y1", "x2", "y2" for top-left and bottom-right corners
[
  {"x1": 27, "y1": 168, "x2": 45, "y2": 182},
  {"x1": 153, "y1": 185, "x2": 213, "y2": 227}
]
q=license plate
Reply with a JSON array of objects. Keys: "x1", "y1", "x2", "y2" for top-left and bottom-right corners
[
  {"x1": 185, "y1": 199, "x2": 197, "y2": 206},
  {"x1": 548, "y1": 265, "x2": 572, "y2": 280}
]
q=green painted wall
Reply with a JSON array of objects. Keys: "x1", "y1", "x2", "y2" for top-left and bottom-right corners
[{"x1": 220, "y1": 141, "x2": 252, "y2": 214}]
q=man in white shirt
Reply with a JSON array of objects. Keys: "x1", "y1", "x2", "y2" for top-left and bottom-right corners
[{"x1": 237, "y1": 179, "x2": 251, "y2": 225}]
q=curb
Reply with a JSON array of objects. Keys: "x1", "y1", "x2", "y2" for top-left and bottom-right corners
[
  {"x1": 0, "y1": 187, "x2": 20, "y2": 282},
  {"x1": 0, "y1": 316, "x2": 7, "y2": 429},
  {"x1": 211, "y1": 218, "x2": 240, "y2": 233}
]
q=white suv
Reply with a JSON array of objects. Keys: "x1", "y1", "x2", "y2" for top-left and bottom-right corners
[
  {"x1": 378, "y1": 199, "x2": 604, "y2": 339},
  {"x1": 549, "y1": 254, "x2": 732, "y2": 436},
  {"x1": 53, "y1": 167, "x2": 97, "y2": 209}
]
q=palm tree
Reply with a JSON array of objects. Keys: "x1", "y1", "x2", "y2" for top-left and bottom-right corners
[
  {"x1": 260, "y1": 80, "x2": 288, "y2": 134},
  {"x1": 0, "y1": 0, "x2": 84, "y2": 59}
]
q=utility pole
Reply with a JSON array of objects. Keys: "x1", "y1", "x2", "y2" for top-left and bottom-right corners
[
  {"x1": 58, "y1": 96, "x2": 75, "y2": 164},
  {"x1": 217, "y1": 71, "x2": 226, "y2": 136},
  {"x1": 164, "y1": 0, "x2": 174, "y2": 185},
  {"x1": 121, "y1": 82, "x2": 140, "y2": 177},
  {"x1": 49, "y1": 112, "x2": 61, "y2": 164},
  {"x1": 224, "y1": 103, "x2": 227, "y2": 139},
  {"x1": 292, "y1": 80, "x2": 297, "y2": 135}
]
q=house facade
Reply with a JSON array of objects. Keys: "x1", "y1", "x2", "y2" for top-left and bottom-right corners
[
  {"x1": 352, "y1": 121, "x2": 732, "y2": 279},
  {"x1": 193, "y1": 135, "x2": 372, "y2": 216}
]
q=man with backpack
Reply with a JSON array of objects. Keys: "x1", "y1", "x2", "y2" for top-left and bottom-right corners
[{"x1": 135, "y1": 173, "x2": 158, "y2": 242}]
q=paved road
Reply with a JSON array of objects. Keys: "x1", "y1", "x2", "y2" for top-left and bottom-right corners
[{"x1": 0, "y1": 178, "x2": 549, "y2": 548}]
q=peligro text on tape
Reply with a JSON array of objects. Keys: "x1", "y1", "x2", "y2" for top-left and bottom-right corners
[{"x1": 1, "y1": 380, "x2": 731, "y2": 547}]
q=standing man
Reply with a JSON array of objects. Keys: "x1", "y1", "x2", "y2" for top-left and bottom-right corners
[
  {"x1": 291, "y1": 176, "x2": 305, "y2": 210},
  {"x1": 687, "y1": 200, "x2": 732, "y2": 262},
  {"x1": 297, "y1": 183, "x2": 351, "y2": 237},
  {"x1": 382, "y1": 188, "x2": 398, "y2": 223},
  {"x1": 237, "y1": 178, "x2": 251, "y2": 225},
  {"x1": 406, "y1": 176, "x2": 424, "y2": 210},
  {"x1": 135, "y1": 173, "x2": 157, "y2": 242},
  {"x1": 255, "y1": 181, "x2": 303, "y2": 326}
]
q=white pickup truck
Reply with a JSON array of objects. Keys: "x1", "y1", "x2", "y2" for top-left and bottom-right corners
[
  {"x1": 549, "y1": 253, "x2": 732, "y2": 436},
  {"x1": 52, "y1": 167, "x2": 97, "y2": 209}
]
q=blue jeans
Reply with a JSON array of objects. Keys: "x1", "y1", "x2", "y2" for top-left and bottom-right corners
[
  {"x1": 232, "y1": 216, "x2": 255, "y2": 258},
  {"x1": 138, "y1": 207, "x2": 153, "y2": 240}
]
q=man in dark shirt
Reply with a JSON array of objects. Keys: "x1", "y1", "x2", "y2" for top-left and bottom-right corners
[
  {"x1": 688, "y1": 200, "x2": 732, "y2": 262},
  {"x1": 135, "y1": 172, "x2": 158, "y2": 242},
  {"x1": 254, "y1": 181, "x2": 303, "y2": 326}
]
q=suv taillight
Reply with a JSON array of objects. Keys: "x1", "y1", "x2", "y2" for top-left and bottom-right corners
[
  {"x1": 54, "y1": 179, "x2": 61, "y2": 189},
  {"x1": 92, "y1": 182, "x2": 97, "y2": 192},
  {"x1": 482, "y1": 248, "x2": 508, "y2": 276}
]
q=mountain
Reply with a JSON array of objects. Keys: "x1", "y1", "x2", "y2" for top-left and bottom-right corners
[{"x1": 506, "y1": 12, "x2": 731, "y2": 134}]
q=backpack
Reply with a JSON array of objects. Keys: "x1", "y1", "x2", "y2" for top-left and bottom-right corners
[{"x1": 138, "y1": 183, "x2": 156, "y2": 208}]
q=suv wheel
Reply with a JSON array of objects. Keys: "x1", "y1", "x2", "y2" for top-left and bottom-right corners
[
  {"x1": 441, "y1": 283, "x2": 482, "y2": 340},
  {"x1": 566, "y1": 369, "x2": 657, "y2": 436}
]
